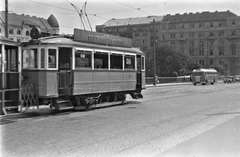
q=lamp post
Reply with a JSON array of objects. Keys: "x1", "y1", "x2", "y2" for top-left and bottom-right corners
[{"x1": 153, "y1": 19, "x2": 156, "y2": 85}]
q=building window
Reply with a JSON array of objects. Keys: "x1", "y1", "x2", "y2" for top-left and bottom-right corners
[
  {"x1": 143, "y1": 32, "x2": 148, "y2": 36},
  {"x1": 199, "y1": 49, "x2": 204, "y2": 56},
  {"x1": 135, "y1": 33, "x2": 140, "y2": 37},
  {"x1": 199, "y1": 23, "x2": 204, "y2": 27},
  {"x1": 9, "y1": 29, "x2": 14, "y2": 34},
  {"x1": 218, "y1": 31, "x2": 224, "y2": 37},
  {"x1": 198, "y1": 32, "x2": 204, "y2": 38},
  {"x1": 231, "y1": 44, "x2": 237, "y2": 56},
  {"x1": 210, "y1": 22, "x2": 213, "y2": 27},
  {"x1": 189, "y1": 50, "x2": 194, "y2": 56},
  {"x1": 210, "y1": 59, "x2": 213, "y2": 65},
  {"x1": 170, "y1": 33, "x2": 175, "y2": 39},
  {"x1": 209, "y1": 49, "x2": 213, "y2": 56},
  {"x1": 26, "y1": 31, "x2": 30, "y2": 36},
  {"x1": 190, "y1": 23, "x2": 195, "y2": 28},
  {"x1": 17, "y1": 30, "x2": 21, "y2": 35},
  {"x1": 189, "y1": 32, "x2": 194, "y2": 38},
  {"x1": 219, "y1": 48, "x2": 224, "y2": 56},
  {"x1": 199, "y1": 60, "x2": 204, "y2": 65},
  {"x1": 190, "y1": 41, "x2": 194, "y2": 47},
  {"x1": 231, "y1": 20, "x2": 236, "y2": 26}
]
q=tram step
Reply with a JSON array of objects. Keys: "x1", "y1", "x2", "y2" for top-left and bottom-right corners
[
  {"x1": 130, "y1": 92, "x2": 143, "y2": 99},
  {"x1": 54, "y1": 98, "x2": 73, "y2": 111}
]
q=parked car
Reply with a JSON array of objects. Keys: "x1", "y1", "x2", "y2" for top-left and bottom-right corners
[
  {"x1": 224, "y1": 76, "x2": 234, "y2": 83},
  {"x1": 235, "y1": 75, "x2": 240, "y2": 82}
]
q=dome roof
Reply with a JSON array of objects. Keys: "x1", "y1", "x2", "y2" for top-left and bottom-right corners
[{"x1": 47, "y1": 14, "x2": 59, "y2": 27}]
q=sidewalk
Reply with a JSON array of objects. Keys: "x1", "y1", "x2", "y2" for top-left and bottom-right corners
[
  {"x1": 159, "y1": 115, "x2": 240, "y2": 157},
  {"x1": 145, "y1": 82, "x2": 192, "y2": 88}
]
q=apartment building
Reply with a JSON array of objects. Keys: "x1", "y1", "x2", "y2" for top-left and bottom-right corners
[{"x1": 96, "y1": 11, "x2": 240, "y2": 75}]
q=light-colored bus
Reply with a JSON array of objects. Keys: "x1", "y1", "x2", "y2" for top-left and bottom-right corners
[{"x1": 192, "y1": 68, "x2": 218, "y2": 85}]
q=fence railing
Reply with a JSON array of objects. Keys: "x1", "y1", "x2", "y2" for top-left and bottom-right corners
[{"x1": 146, "y1": 76, "x2": 191, "y2": 85}]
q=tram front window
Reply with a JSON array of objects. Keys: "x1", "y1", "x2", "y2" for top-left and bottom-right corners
[
  {"x1": 22, "y1": 49, "x2": 37, "y2": 69},
  {"x1": 48, "y1": 49, "x2": 57, "y2": 68}
]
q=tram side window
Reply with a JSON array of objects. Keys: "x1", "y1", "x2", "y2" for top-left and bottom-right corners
[
  {"x1": 75, "y1": 50, "x2": 92, "y2": 69},
  {"x1": 124, "y1": 55, "x2": 135, "y2": 70},
  {"x1": 110, "y1": 53, "x2": 123, "y2": 70},
  {"x1": 48, "y1": 49, "x2": 56, "y2": 68},
  {"x1": 41, "y1": 48, "x2": 45, "y2": 68},
  {"x1": 94, "y1": 52, "x2": 108, "y2": 69},
  {"x1": 22, "y1": 49, "x2": 37, "y2": 69}
]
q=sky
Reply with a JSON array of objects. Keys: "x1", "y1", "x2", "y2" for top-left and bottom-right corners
[{"x1": 1, "y1": 0, "x2": 240, "y2": 34}]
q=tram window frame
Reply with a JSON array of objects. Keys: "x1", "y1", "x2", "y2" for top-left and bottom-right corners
[
  {"x1": 110, "y1": 52, "x2": 123, "y2": 70},
  {"x1": 94, "y1": 50, "x2": 109, "y2": 69},
  {"x1": 141, "y1": 56, "x2": 145, "y2": 71},
  {"x1": 22, "y1": 48, "x2": 38, "y2": 69},
  {"x1": 40, "y1": 48, "x2": 45, "y2": 69},
  {"x1": 124, "y1": 54, "x2": 135, "y2": 70},
  {"x1": 48, "y1": 48, "x2": 57, "y2": 69},
  {"x1": 75, "y1": 49, "x2": 92, "y2": 69}
]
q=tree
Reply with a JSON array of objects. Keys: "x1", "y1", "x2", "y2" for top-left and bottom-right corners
[{"x1": 145, "y1": 45, "x2": 189, "y2": 77}]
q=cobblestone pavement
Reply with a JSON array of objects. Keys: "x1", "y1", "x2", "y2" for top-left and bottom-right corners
[{"x1": 1, "y1": 83, "x2": 240, "y2": 157}]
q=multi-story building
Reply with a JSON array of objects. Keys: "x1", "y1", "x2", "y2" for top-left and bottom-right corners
[
  {"x1": 96, "y1": 11, "x2": 240, "y2": 75},
  {"x1": 0, "y1": 11, "x2": 59, "y2": 42}
]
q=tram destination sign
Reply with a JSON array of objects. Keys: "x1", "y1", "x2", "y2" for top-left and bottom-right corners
[{"x1": 74, "y1": 29, "x2": 132, "y2": 48}]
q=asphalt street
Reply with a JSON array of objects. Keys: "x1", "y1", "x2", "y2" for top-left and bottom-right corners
[{"x1": 1, "y1": 82, "x2": 240, "y2": 157}]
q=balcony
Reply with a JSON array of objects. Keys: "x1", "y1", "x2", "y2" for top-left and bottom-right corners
[
  {"x1": 229, "y1": 55, "x2": 238, "y2": 58},
  {"x1": 229, "y1": 35, "x2": 239, "y2": 39},
  {"x1": 208, "y1": 36, "x2": 215, "y2": 40},
  {"x1": 208, "y1": 55, "x2": 216, "y2": 58},
  {"x1": 178, "y1": 37, "x2": 186, "y2": 41}
]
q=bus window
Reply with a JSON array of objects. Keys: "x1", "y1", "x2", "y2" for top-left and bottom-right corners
[
  {"x1": 94, "y1": 51, "x2": 108, "y2": 69},
  {"x1": 40, "y1": 48, "x2": 45, "y2": 68},
  {"x1": 22, "y1": 49, "x2": 37, "y2": 69},
  {"x1": 48, "y1": 49, "x2": 56, "y2": 68},
  {"x1": 124, "y1": 55, "x2": 135, "y2": 70},
  {"x1": 110, "y1": 53, "x2": 123, "y2": 70},
  {"x1": 75, "y1": 49, "x2": 92, "y2": 69}
]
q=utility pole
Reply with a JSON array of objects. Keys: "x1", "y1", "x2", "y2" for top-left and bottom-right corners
[
  {"x1": 153, "y1": 19, "x2": 156, "y2": 85},
  {"x1": 5, "y1": 0, "x2": 9, "y2": 38}
]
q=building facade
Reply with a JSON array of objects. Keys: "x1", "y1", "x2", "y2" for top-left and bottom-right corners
[
  {"x1": 96, "y1": 11, "x2": 240, "y2": 75},
  {"x1": 0, "y1": 11, "x2": 59, "y2": 42}
]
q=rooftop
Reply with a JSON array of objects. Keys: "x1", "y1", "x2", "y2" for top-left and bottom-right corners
[{"x1": 100, "y1": 16, "x2": 164, "y2": 27}]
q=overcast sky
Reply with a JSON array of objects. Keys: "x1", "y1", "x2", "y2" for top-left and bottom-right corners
[{"x1": 1, "y1": 0, "x2": 240, "y2": 34}]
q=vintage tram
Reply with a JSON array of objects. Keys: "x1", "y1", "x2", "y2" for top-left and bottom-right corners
[
  {"x1": 0, "y1": 28, "x2": 145, "y2": 115},
  {"x1": 0, "y1": 35, "x2": 21, "y2": 115}
]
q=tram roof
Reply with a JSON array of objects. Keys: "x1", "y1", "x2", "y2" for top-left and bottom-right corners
[
  {"x1": 0, "y1": 35, "x2": 20, "y2": 46},
  {"x1": 22, "y1": 36, "x2": 144, "y2": 55}
]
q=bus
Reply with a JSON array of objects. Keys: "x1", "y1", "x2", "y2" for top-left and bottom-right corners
[{"x1": 192, "y1": 68, "x2": 218, "y2": 85}]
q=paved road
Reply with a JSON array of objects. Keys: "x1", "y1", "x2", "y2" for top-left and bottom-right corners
[{"x1": 1, "y1": 83, "x2": 240, "y2": 157}]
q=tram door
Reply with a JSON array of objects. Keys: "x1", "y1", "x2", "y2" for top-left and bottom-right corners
[
  {"x1": 58, "y1": 47, "x2": 72, "y2": 95},
  {"x1": 0, "y1": 43, "x2": 20, "y2": 115},
  {"x1": 136, "y1": 55, "x2": 142, "y2": 90}
]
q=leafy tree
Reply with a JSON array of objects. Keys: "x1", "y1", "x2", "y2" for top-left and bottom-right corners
[{"x1": 145, "y1": 45, "x2": 190, "y2": 77}]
